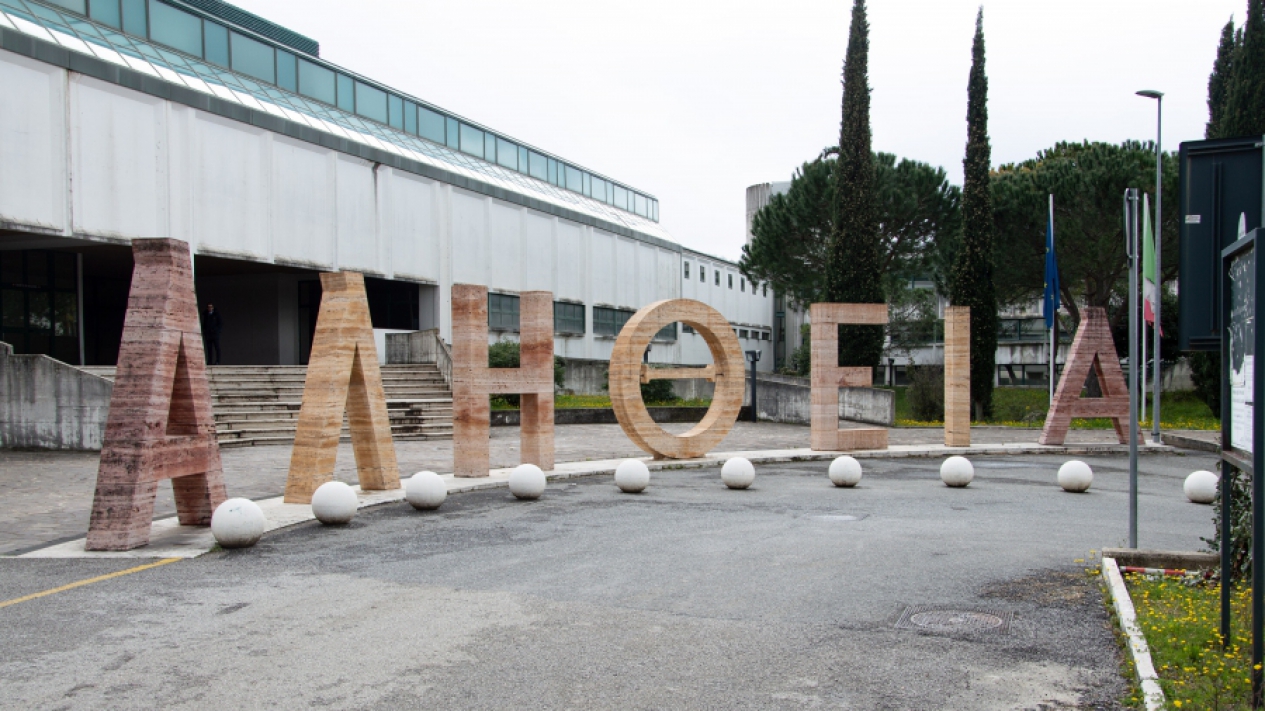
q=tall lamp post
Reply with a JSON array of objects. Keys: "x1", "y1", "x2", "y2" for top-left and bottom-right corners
[{"x1": 1136, "y1": 89, "x2": 1163, "y2": 437}]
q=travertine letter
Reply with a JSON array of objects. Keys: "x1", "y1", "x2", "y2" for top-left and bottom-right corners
[
  {"x1": 810, "y1": 304, "x2": 889, "y2": 451},
  {"x1": 452, "y1": 284, "x2": 554, "y2": 478},
  {"x1": 87, "y1": 238, "x2": 227, "y2": 551},
  {"x1": 610, "y1": 299, "x2": 744, "y2": 459},
  {"x1": 944, "y1": 306, "x2": 971, "y2": 447},
  {"x1": 283, "y1": 272, "x2": 400, "y2": 503},
  {"x1": 1039, "y1": 306, "x2": 1138, "y2": 445}
]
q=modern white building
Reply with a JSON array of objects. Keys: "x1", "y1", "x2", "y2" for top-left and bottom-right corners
[{"x1": 0, "y1": 0, "x2": 774, "y2": 370}]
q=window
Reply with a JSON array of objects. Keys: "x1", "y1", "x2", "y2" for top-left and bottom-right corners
[
  {"x1": 593, "y1": 177, "x2": 609, "y2": 203},
  {"x1": 418, "y1": 106, "x2": 445, "y2": 144},
  {"x1": 365, "y1": 277, "x2": 420, "y2": 330},
  {"x1": 594, "y1": 306, "x2": 633, "y2": 337},
  {"x1": 336, "y1": 74, "x2": 354, "y2": 112},
  {"x1": 727, "y1": 274, "x2": 733, "y2": 289},
  {"x1": 497, "y1": 138, "x2": 518, "y2": 170},
  {"x1": 121, "y1": 0, "x2": 146, "y2": 39},
  {"x1": 276, "y1": 50, "x2": 297, "y2": 92},
  {"x1": 714, "y1": 271, "x2": 720, "y2": 286},
  {"x1": 548, "y1": 158, "x2": 559, "y2": 186},
  {"x1": 763, "y1": 284, "x2": 768, "y2": 297},
  {"x1": 387, "y1": 94, "x2": 404, "y2": 129},
  {"x1": 683, "y1": 262, "x2": 690, "y2": 279},
  {"x1": 739, "y1": 329, "x2": 749, "y2": 339},
  {"x1": 761, "y1": 331, "x2": 770, "y2": 341},
  {"x1": 682, "y1": 324, "x2": 695, "y2": 334},
  {"x1": 484, "y1": 133, "x2": 497, "y2": 163},
  {"x1": 518, "y1": 146, "x2": 529, "y2": 172},
  {"x1": 404, "y1": 101, "x2": 417, "y2": 134},
  {"x1": 203, "y1": 21, "x2": 228, "y2": 66},
  {"x1": 655, "y1": 323, "x2": 677, "y2": 342},
  {"x1": 149, "y1": 0, "x2": 202, "y2": 57},
  {"x1": 613, "y1": 185, "x2": 628, "y2": 210},
  {"x1": 740, "y1": 278, "x2": 745, "y2": 292},
  {"x1": 564, "y1": 165, "x2": 583, "y2": 193},
  {"x1": 230, "y1": 31, "x2": 275, "y2": 83},
  {"x1": 88, "y1": 0, "x2": 120, "y2": 27},
  {"x1": 634, "y1": 193, "x2": 648, "y2": 217},
  {"x1": 699, "y1": 266, "x2": 705, "y2": 282},
  {"x1": 356, "y1": 81, "x2": 388, "y2": 124},
  {"x1": 445, "y1": 117, "x2": 460, "y2": 149},
  {"x1": 528, "y1": 151, "x2": 548, "y2": 181},
  {"x1": 554, "y1": 302, "x2": 585, "y2": 334},
  {"x1": 460, "y1": 124, "x2": 484, "y2": 158},
  {"x1": 488, "y1": 293, "x2": 520, "y2": 331}
]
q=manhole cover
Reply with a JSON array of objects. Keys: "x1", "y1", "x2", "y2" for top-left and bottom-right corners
[{"x1": 894, "y1": 606, "x2": 1012, "y2": 634}]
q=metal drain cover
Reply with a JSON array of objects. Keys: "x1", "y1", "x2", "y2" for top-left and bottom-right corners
[{"x1": 895, "y1": 606, "x2": 1012, "y2": 634}]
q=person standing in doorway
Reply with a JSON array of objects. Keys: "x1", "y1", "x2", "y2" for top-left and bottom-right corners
[{"x1": 202, "y1": 303, "x2": 223, "y2": 365}]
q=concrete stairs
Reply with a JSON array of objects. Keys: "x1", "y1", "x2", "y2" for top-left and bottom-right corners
[{"x1": 79, "y1": 364, "x2": 453, "y2": 448}]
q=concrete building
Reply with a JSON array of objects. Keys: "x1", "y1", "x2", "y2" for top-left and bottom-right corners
[{"x1": 0, "y1": 0, "x2": 774, "y2": 371}]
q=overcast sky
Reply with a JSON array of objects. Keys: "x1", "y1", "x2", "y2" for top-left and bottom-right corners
[{"x1": 243, "y1": 0, "x2": 1242, "y2": 261}]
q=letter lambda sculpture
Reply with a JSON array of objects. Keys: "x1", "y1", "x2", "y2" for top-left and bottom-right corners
[
  {"x1": 610, "y1": 299, "x2": 745, "y2": 459},
  {"x1": 1040, "y1": 306, "x2": 1138, "y2": 445},
  {"x1": 810, "y1": 304, "x2": 889, "y2": 451},
  {"x1": 283, "y1": 271, "x2": 400, "y2": 503},
  {"x1": 944, "y1": 306, "x2": 971, "y2": 447},
  {"x1": 452, "y1": 284, "x2": 554, "y2": 477},
  {"x1": 87, "y1": 238, "x2": 227, "y2": 551}
]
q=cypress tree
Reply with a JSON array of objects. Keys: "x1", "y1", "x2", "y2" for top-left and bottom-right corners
[
  {"x1": 1206, "y1": 18, "x2": 1237, "y2": 139},
  {"x1": 826, "y1": 0, "x2": 884, "y2": 368},
  {"x1": 949, "y1": 7, "x2": 998, "y2": 419},
  {"x1": 1223, "y1": 0, "x2": 1265, "y2": 137}
]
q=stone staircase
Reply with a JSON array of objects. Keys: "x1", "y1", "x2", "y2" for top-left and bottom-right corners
[{"x1": 79, "y1": 364, "x2": 453, "y2": 448}]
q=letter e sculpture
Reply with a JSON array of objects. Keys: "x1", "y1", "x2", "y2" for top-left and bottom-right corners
[
  {"x1": 810, "y1": 304, "x2": 889, "y2": 451},
  {"x1": 1039, "y1": 306, "x2": 1138, "y2": 445},
  {"x1": 284, "y1": 272, "x2": 400, "y2": 503},
  {"x1": 944, "y1": 306, "x2": 971, "y2": 447},
  {"x1": 86, "y1": 238, "x2": 227, "y2": 551},
  {"x1": 610, "y1": 299, "x2": 745, "y2": 459},
  {"x1": 452, "y1": 284, "x2": 555, "y2": 477}
]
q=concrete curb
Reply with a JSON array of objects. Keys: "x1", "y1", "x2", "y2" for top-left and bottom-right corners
[
  {"x1": 12, "y1": 440, "x2": 1174, "y2": 559},
  {"x1": 1101, "y1": 557, "x2": 1165, "y2": 710}
]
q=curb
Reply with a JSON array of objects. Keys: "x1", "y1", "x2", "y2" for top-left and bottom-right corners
[{"x1": 1101, "y1": 556, "x2": 1165, "y2": 710}]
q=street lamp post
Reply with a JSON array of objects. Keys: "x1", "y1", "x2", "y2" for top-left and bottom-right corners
[{"x1": 1137, "y1": 89, "x2": 1163, "y2": 437}]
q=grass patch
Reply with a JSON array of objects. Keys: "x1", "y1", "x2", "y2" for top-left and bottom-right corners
[
  {"x1": 891, "y1": 387, "x2": 1218, "y2": 430},
  {"x1": 1126, "y1": 574, "x2": 1252, "y2": 709},
  {"x1": 491, "y1": 394, "x2": 712, "y2": 410}
]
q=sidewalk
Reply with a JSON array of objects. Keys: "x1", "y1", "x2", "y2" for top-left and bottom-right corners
[{"x1": 0, "y1": 423, "x2": 1188, "y2": 556}]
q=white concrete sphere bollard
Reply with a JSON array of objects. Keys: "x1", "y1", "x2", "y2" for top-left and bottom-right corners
[
  {"x1": 1057, "y1": 460, "x2": 1094, "y2": 493},
  {"x1": 211, "y1": 498, "x2": 266, "y2": 548},
  {"x1": 940, "y1": 456, "x2": 974, "y2": 488},
  {"x1": 1184, "y1": 470, "x2": 1219, "y2": 505},
  {"x1": 509, "y1": 463, "x2": 547, "y2": 500},
  {"x1": 614, "y1": 459, "x2": 651, "y2": 493},
  {"x1": 311, "y1": 481, "x2": 358, "y2": 525},
  {"x1": 828, "y1": 456, "x2": 863, "y2": 487},
  {"x1": 721, "y1": 457, "x2": 756, "y2": 490},
  {"x1": 405, "y1": 471, "x2": 447, "y2": 510}
]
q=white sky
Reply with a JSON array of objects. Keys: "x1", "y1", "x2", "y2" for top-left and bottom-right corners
[{"x1": 243, "y1": 0, "x2": 1242, "y2": 261}]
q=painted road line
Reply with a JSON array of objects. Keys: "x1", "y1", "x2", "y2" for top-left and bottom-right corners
[{"x1": 0, "y1": 558, "x2": 181, "y2": 609}]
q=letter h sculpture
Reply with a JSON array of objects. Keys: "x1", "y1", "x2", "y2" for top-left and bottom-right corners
[{"x1": 452, "y1": 284, "x2": 555, "y2": 477}]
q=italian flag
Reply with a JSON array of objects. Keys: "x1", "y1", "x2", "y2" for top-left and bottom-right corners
[{"x1": 1142, "y1": 194, "x2": 1162, "y2": 335}]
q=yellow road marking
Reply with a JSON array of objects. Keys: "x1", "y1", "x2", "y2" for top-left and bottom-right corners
[{"x1": 0, "y1": 557, "x2": 181, "y2": 609}]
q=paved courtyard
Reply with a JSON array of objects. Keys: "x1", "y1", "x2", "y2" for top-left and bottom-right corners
[
  {"x1": 0, "y1": 451, "x2": 1216, "y2": 709},
  {"x1": 0, "y1": 423, "x2": 1175, "y2": 555}
]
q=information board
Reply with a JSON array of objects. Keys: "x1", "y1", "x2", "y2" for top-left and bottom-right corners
[{"x1": 1230, "y1": 245, "x2": 1255, "y2": 453}]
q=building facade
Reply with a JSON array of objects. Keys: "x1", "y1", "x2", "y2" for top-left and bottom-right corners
[{"x1": 0, "y1": 0, "x2": 775, "y2": 371}]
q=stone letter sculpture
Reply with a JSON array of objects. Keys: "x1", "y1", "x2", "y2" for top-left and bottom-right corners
[
  {"x1": 284, "y1": 271, "x2": 400, "y2": 503},
  {"x1": 86, "y1": 238, "x2": 227, "y2": 551},
  {"x1": 610, "y1": 299, "x2": 744, "y2": 459},
  {"x1": 452, "y1": 284, "x2": 554, "y2": 477},
  {"x1": 810, "y1": 304, "x2": 889, "y2": 451},
  {"x1": 944, "y1": 306, "x2": 971, "y2": 447},
  {"x1": 1039, "y1": 306, "x2": 1138, "y2": 445}
]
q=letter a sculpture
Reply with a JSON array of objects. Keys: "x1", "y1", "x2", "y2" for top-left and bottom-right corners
[
  {"x1": 810, "y1": 304, "x2": 889, "y2": 451},
  {"x1": 944, "y1": 306, "x2": 971, "y2": 447},
  {"x1": 284, "y1": 271, "x2": 400, "y2": 503},
  {"x1": 452, "y1": 284, "x2": 554, "y2": 477},
  {"x1": 1040, "y1": 306, "x2": 1138, "y2": 445},
  {"x1": 87, "y1": 238, "x2": 227, "y2": 551}
]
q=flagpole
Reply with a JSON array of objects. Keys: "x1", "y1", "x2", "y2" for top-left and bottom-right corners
[
  {"x1": 1152, "y1": 96, "x2": 1163, "y2": 438},
  {"x1": 1048, "y1": 194, "x2": 1056, "y2": 403}
]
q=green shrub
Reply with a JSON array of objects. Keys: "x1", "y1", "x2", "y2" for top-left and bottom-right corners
[
  {"x1": 1189, "y1": 352, "x2": 1221, "y2": 415},
  {"x1": 906, "y1": 364, "x2": 944, "y2": 422},
  {"x1": 486, "y1": 340, "x2": 565, "y2": 408}
]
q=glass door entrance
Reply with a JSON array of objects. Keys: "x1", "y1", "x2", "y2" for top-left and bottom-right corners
[{"x1": 0, "y1": 251, "x2": 80, "y2": 364}]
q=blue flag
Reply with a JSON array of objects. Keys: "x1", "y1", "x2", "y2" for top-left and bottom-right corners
[{"x1": 1043, "y1": 195, "x2": 1060, "y2": 329}]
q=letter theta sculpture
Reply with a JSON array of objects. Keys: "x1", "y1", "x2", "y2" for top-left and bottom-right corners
[
  {"x1": 1040, "y1": 306, "x2": 1138, "y2": 445},
  {"x1": 610, "y1": 299, "x2": 745, "y2": 459},
  {"x1": 944, "y1": 306, "x2": 971, "y2": 447},
  {"x1": 284, "y1": 272, "x2": 400, "y2": 503},
  {"x1": 810, "y1": 304, "x2": 889, "y2": 451},
  {"x1": 452, "y1": 284, "x2": 554, "y2": 477},
  {"x1": 87, "y1": 238, "x2": 227, "y2": 551}
]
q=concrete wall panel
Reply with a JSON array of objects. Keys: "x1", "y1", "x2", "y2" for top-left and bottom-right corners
[
  {"x1": 190, "y1": 114, "x2": 270, "y2": 259},
  {"x1": 379, "y1": 167, "x2": 437, "y2": 282},
  {"x1": 0, "y1": 50, "x2": 67, "y2": 232},
  {"x1": 555, "y1": 221, "x2": 583, "y2": 302},
  {"x1": 521, "y1": 210, "x2": 552, "y2": 293},
  {"x1": 334, "y1": 155, "x2": 377, "y2": 273},
  {"x1": 450, "y1": 189, "x2": 487, "y2": 286},
  {"x1": 487, "y1": 201, "x2": 521, "y2": 292},
  {"x1": 271, "y1": 135, "x2": 335, "y2": 268}
]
